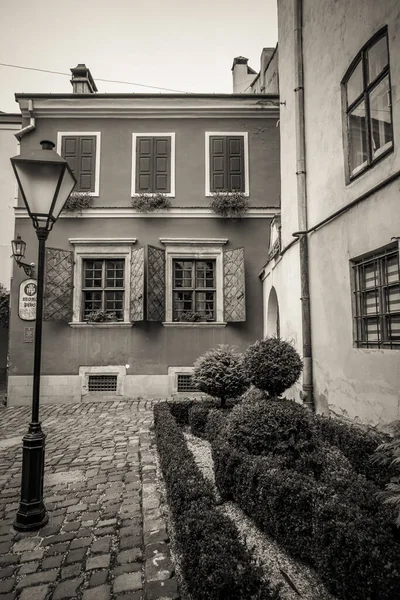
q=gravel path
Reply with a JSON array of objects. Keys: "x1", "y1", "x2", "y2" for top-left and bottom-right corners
[{"x1": 184, "y1": 431, "x2": 337, "y2": 600}]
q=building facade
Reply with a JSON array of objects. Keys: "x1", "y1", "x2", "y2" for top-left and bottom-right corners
[
  {"x1": 259, "y1": 0, "x2": 400, "y2": 426},
  {"x1": 8, "y1": 73, "x2": 280, "y2": 405}
]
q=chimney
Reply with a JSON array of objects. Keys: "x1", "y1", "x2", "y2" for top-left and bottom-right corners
[
  {"x1": 231, "y1": 56, "x2": 256, "y2": 94},
  {"x1": 70, "y1": 64, "x2": 98, "y2": 94}
]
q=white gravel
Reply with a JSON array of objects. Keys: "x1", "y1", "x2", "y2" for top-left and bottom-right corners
[{"x1": 184, "y1": 430, "x2": 338, "y2": 600}]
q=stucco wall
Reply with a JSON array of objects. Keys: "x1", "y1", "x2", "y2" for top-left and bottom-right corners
[
  {"x1": 273, "y1": 0, "x2": 400, "y2": 425},
  {"x1": 9, "y1": 216, "x2": 269, "y2": 378},
  {"x1": 18, "y1": 117, "x2": 280, "y2": 210},
  {"x1": 0, "y1": 119, "x2": 20, "y2": 289}
]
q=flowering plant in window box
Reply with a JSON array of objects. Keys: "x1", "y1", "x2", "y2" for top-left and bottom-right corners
[
  {"x1": 209, "y1": 190, "x2": 249, "y2": 218},
  {"x1": 132, "y1": 193, "x2": 171, "y2": 213},
  {"x1": 177, "y1": 311, "x2": 214, "y2": 322},
  {"x1": 85, "y1": 310, "x2": 118, "y2": 323},
  {"x1": 62, "y1": 191, "x2": 93, "y2": 213}
]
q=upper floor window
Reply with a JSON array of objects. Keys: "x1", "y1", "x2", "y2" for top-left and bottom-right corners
[
  {"x1": 58, "y1": 132, "x2": 101, "y2": 196},
  {"x1": 132, "y1": 133, "x2": 175, "y2": 196},
  {"x1": 352, "y1": 244, "x2": 400, "y2": 349},
  {"x1": 343, "y1": 28, "x2": 393, "y2": 180},
  {"x1": 205, "y1": 132, "x2": 249, "y2": 196}
]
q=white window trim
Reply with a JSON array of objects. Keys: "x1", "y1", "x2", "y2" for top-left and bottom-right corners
[
  {"x1": 79, "y1": 365, "x2": 126, "y2": 396},
  {"x1": 205, "y1": 131, "x2": 249, "y2": 197},
  {"x1": 160, "y1": 238, "x2": 228, "y2": 326},
  {"x1": 131, "y1": 133, "x2": 176, "y2": 197},
  {"x1": 56, "y1": 132, "x2": 101, "y2": 197},
  {"x1": 68, "y1": 238, "x2": 136, "y2": 325}
]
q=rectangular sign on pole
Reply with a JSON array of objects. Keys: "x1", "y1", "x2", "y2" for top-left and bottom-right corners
[{"x1": 19, "y1": 279, "x2": 37, "y2": 321}]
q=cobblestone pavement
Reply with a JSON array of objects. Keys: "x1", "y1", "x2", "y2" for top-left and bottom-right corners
[{"x1": 0, "y1": 400, "x2": 179, "y2": 600}]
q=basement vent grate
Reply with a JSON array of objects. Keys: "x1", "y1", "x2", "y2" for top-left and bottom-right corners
[
  {"x1": 88, "y1": 374, "x2": 118, "y2": 392},
  {"x1": 177, "y1": 374, "x2": 197, "y2": 393}
]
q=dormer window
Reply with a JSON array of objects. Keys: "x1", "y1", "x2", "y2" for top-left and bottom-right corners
[{"x1": 342, "y1": 28, "x2": 393, "y2": 180}]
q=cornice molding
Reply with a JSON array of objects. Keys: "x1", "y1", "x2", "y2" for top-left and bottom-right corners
[
  {"x1": 17, "y1": 97, "x2": 279, "y2": 119},
  {"x1": 160, "y1": 238, "x2": 228, "y2": 246},
  {"x1": 15, "y1": 207, "x2": 280, "y2": 219},
  {"x1": 68, "y1": 238, "x2": 137, "y2": 245}
]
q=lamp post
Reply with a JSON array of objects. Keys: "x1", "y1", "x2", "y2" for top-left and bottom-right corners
[{"x1": 10, "y1": 140, "x2": 76, "y2": 531}]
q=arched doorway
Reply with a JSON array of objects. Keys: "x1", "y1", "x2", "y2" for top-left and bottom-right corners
[{"x1": 267, "y1": 287, "x2": 280, "y2": 337}]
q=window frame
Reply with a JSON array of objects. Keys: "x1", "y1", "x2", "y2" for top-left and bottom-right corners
[
  {"x1": 351, "y1": 243, "x2": 400, "y2": 349},
  {"x1": 342, "y1": 27, "x2": 393, "y2": 182},
  {"x1": 205, "y1": 132, "x2": 249, "y2": 197},
  {"x1": 68, "y1": 238, "x2": 136, "y2": 326},
  {"x1": 172, "y1": 258, "x2": 217, "y2": 322},
  {"x1": 161, "y1": 238, "x2": 228, "y2": 326},
  {"x1": 82, "y1": 258, "x2": 125, "y2": 322},
  {"x1": 131, "y1": 133, "x2": 176, "y2": 197},
  {"x1": 57, "y1": 132, "x2": 101, "y2": 196}
]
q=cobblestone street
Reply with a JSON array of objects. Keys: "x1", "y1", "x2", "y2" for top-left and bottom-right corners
[{"x1": 0, "y1": 400, "x2": 179, "y2": 600}]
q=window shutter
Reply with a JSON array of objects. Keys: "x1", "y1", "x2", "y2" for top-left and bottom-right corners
[
  {"x1": 78, "y1": 136, "x2": 96, "y2": 192},
  {"x1": 210, "y1": 137, "x2": 227, "y2": 192},
  {"x1": 223, "y1": 247, "x2": 246, "y2": 322},
  {"x1": 130, "y1": 247, "x2": 144, "y2": 322},
  {"x1": 62, "y1": 137, "x2": 78, "y2": 178},
  {"x1": 147, "y1": 245, "x2": 165, "y2": 321},
  {"x1": 227, "y1": 136, "x2": 244, "y2": 192},
  {"x1": 43, "y1": 248, "x2": 74, "y2": 322},
  {"x1": 136, "y1": 137, "x2": 153, "y2": 192},
  {"x1": 154, "y1": 137, "x2": 170, "y2": 193}
]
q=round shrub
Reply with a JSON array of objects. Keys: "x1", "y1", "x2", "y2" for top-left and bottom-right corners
[
  {"x1": 225, "y1": 398, "x2": 316, "y2": 458},
  {"x1": 192, "y1": 345, "x2": 249, "y2": 408},
  {"x1": 243, "y1": 337, "x2": 303, "y2": 397}
]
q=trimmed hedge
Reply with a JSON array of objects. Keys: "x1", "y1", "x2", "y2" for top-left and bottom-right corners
[
  {"x1": 212, "y1": 440, "x2": 400, "y2": 600},
  {"x1": 205, "y1": 409, "x2": 228, "y2": 442},
  {"x1": 154, "y1": 404, "x2": 280, "y2": 600},
  {"x1": 188, "y1": 405, "x2": 210, "y2": 438},
  {"x1": 314, "y1": 413, "x2": 392, "y2": 487}
]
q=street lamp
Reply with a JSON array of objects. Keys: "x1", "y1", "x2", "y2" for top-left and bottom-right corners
[
  {"x1": 11, "y1": 235, "x2": 35, "y2": 278},
  {"x1": 10, "y1": 140, "x2": 76, "y2": 531}
]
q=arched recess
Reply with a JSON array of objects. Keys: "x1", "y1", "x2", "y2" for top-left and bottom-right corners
[{"x1": 267, "y1": 286, "x2": 280, "y2": 337}]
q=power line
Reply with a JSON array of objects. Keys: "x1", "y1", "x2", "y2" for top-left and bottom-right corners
[{"x1": 0, "y1": 62, "x2": 190, "y2": 94}]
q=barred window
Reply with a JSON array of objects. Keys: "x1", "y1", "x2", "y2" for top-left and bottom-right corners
[
  {"x1": 343, "y1": 28, "x2": 393, "y2": 179},
  {"x1": 82, "y1": 259, "x2": 124, "y2": 321},
  {"x1": 173, "y1": 259, "x2": 216, "y2": 322},
  {"x1": 352, "y1": 246, "x2": 400, "y2": 348}
]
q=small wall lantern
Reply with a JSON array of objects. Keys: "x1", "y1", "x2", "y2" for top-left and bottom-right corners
[{"x1": 11, "y1": 235, "x2": 35, "y2": 278}]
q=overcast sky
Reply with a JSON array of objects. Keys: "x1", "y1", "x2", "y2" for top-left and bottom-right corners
[{"x1": 0, "y1": 0, "x2": 277, "y2": 112}]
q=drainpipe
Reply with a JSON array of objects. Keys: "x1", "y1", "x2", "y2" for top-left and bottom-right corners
[
  {"x1": 294, "y1": 0, "x2": 314, "y2": 410},
  {"x1": 14, "y1": 99, "x2": 35, "y2": 141}
]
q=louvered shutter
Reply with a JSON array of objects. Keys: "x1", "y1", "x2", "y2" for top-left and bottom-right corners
[
  {"x1": 130, "y1": 247, "x2": 144, "y2": 322},
  {"x1": 43, "y1": 248, "x2": 74, "y2": 322},
  {"x1": 147, "y1": 245, "x2": 165, "y2": 321},
  {"x1": 227, "y1": 137, "x2": 244, "y2": 192},
  {"x1": 223, "y1": 247, "x2": 246, "y2": 322},
  {"x1": 210, "y1": 137, "x2": 227, "y2": 192},
  {"x1": 136, "y1": 137, "x2": 153, "y2": 192},
  {"x1": 154, "y1": 137, "x2": 170, "y2": 193},
  {"x1": 79, "y1": 136, "x2": 96, "y2": 192}
]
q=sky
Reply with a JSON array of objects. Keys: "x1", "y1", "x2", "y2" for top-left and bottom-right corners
[{"x1": 0, "y1": 0, "x2": 277, "y2": 112}]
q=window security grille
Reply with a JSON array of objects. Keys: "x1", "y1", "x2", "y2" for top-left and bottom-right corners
[
  {"x1": 353, "y1": 245, "x2": 400, "y2": 349},
  {"x1": 88, "y1": 375, "x2": 118, "y2": 392},
  {"x1": 177, "y1": 374, "x2": 197, "y2": 393}
]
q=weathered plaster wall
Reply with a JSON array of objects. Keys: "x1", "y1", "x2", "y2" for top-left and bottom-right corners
[
  {"x1": 262, "y1": 244, "x2": 303, "y2": 401},
  {"x1": 0, "y1": 118, "x2": 20, "y2": 288},
  {"x1": 9, "y1": 216, "x2": 269, "y2": 382},
  {"x1": 274, "y1": 0, "x2": 400, "y2": 425},
  {"x1": 18, "y1": 117, "x2": 280, "y2": 210}
]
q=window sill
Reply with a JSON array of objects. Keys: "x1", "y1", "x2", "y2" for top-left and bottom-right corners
[
  {"x1": 69, "y1": 322, "x2": 133, "y2": 328},
  {"x1": 162, "y1": 322, "x2": 227, "y2": 328}
]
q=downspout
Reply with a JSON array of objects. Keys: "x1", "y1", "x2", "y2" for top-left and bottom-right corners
[
  {"x1": 14, "y1": 99, "x2": 35, "y2": 141},
  {"x1": 294, "y1": 0, "x2": 314, "y2": 410}
]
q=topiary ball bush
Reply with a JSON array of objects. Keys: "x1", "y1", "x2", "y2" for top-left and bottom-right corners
[
  {"x1": 243, "y1": 337, "x2": 303, "y2": 397},
  {"x1": 225, "y1": 398, "x2": 317, "y2": 458},
  {"x1": 192, "y1": 345, "x2": 249, "y2": 408}
]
